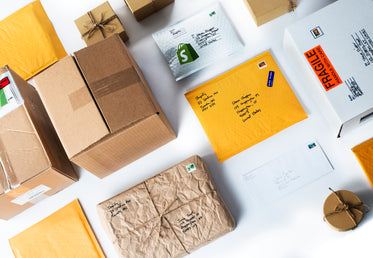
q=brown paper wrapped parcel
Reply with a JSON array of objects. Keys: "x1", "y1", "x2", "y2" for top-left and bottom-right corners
[{"x1": 97, "y1": 155, "x2": 235, "y2": 257}]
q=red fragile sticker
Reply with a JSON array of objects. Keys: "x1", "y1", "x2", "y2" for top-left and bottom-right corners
[
  {"x1": 304, "y1": 45, "x2": 342, "y2": 91},
  {"x1": 0, "y1": 77, "x2": 10, "y2": 89}
]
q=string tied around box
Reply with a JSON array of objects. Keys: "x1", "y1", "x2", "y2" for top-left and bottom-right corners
[
  {"x1": 288, "y1": 0, "x2": 297, "y2": 12},
  {"x1": 82, "y1": 11, "x2": 117, "y2": 39},
  {"x1": 324, "y1": 187, "x2": 370, "y2": 227}
]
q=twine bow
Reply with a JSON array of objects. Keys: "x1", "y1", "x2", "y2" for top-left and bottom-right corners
[
  {"x1": 324, "y1": 188, "x2": 370, "y2": 228},
  {"x1": 82, "y1": 11, "x2": 117, "y2": 39},
  {"x1": 288, "y1": 0, "x2": 297, "y2": 12}
]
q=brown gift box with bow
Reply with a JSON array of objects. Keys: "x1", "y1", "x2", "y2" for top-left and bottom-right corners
[
  {"x1": 323, "y1": 188, "x2": 370, "y2": 231},
  {"x1": 97, "y1": 155, "x2": 235, "y2": 258},
  {"x1": 75, "y1": 1, "x2": 128, "y2": 46},
  {"x1": 124, "y1": 0, "x2": 174, "y2": 21}
]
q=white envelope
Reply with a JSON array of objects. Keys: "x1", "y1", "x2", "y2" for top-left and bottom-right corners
[{"x1": 243, "y1": 141, "x2": 333, "y2": 203}]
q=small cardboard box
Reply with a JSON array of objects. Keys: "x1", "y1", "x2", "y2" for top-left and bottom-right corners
[
  {"x1": 34, "y1": 34, "x2": 176, "y2": 178},
  {"x1": 124, "y1": 0, "x2": 174, "y2": 21},
  {"x1": 97, "y1": 155, "x2": 235, "y2": 258},
  {"x1": 75, "y1": 1, "x2": 128, "y2": 46},
  {"x1": 284, "y1": 0, "x2": 373, "y2": 137},
  {"x1": 0, "y1": 66, "x2": 77, "y2": 220},
  {"x1": 243, "y1": 0, "x2": 297, "y2": 26}
]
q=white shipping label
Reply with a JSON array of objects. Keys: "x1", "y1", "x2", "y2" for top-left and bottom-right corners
[
  {"x1": 0, "y1": 70, "x2": 23, "y2": 118},
  {"x1": 11, "y1": 185, "x2": 51, "y2": 205},
  {"x1": 152, "y1": 3, "x2": 243, "y2": 81}
]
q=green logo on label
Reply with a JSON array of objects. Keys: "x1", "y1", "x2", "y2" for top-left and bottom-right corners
[
  {"x1": 186, "y1": 163, "x2": 196, "y2": 173},
  {"x1": 0, "y1": 89, "x2": 8, "y2": 107},
  {"x1": 177, "y1": 43, "x2": 199, "y2": 65}
]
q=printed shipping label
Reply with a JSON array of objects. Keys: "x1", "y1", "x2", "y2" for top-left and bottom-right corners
[
  {"x1": 11, "y1": 185, "x2": 51, "y2": 205},
  {"x1": 304, "y1": 45, "x2": 342, "y2": 91},
  {"x1": 0, "y1": 71, "x2": 23, "y2": 118},
  {"x1": 352, "y1": 28, "x2": 373, "y2": 67}
]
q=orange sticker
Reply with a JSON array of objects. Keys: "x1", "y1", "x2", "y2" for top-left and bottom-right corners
[{"x1": 304, "y1": 45, "x2": 342, "y2": 91}]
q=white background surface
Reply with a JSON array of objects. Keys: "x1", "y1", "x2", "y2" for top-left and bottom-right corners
[{"x1": 1, "y1": 0, "x2": 373, "y2": 257}]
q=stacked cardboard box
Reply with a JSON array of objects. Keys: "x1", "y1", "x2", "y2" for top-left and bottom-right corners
[
  {"x1": 0, "y1": 66, "x2": 77, "y2": 220},
  {"x1": 34, "y1": 34, "x2": 175, "y2": 178}
]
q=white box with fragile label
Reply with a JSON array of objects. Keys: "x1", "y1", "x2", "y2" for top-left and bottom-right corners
[{"x1": 284, "y1": 0, "x2": 373, "y2": 137}]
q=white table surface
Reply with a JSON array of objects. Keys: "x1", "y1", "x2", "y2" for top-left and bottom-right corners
[{"x1": 1, "y1": 0, "x2": 373, "y2": 257}]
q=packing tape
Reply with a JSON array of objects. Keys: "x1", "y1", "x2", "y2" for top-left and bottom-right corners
[
  {"x1": 89, "y1": 67, "x2": 140, "y2": 99},
  {"x1": 68, "y1": 87, "x2": 94, "y2": 111},
  {"x1": 0, "y1": 136, "x2": 19, "y2": 193}
]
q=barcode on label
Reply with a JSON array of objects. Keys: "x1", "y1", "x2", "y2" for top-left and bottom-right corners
[{"x1": 346, "y1": 77, "x2": 364, "y2": 101}]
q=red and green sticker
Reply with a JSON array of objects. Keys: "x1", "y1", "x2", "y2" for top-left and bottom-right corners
[
  {"x1": 0, "y1": 89, "x2": 7, "y2": 107},
  {"x1": 0, "y1": 77, "x2": 10, "y2": 107}
]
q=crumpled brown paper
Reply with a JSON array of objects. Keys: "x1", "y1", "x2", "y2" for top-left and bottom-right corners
[{"x1": 97, "y1": 155, "x2": 235, "y2": 257}]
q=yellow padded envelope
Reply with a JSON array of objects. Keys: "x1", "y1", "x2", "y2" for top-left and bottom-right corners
[
  {"x1": 0, "y1": 0, "x2": 67, "y2": 80},
  {"x1": 185, "y1": 51, "x2": 307, "y2": 162},
  {"x1": 352, "y1": 138, "x2": 373, "y2": 187},
  {"x1": 9, "y1": 200, "x2": 105, "y2": 258}
]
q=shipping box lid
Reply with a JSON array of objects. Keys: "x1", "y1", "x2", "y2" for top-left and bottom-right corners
[
  {"x1": 284, "y1": 0, "x2": 373, "y2": 136},
  {"x1": 74, "y1": 34, "x2": 158, "y2": 133},
  {"x1": 33, "y1": 56, "x2": 109, "y2": 159}
]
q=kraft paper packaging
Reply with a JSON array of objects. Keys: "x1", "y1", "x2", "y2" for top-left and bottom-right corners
[
  {"x1": 9, "y1": 200, "x2": 105, "y2": 258},
  {"x1": 153, "y1": 3, "x2": 243, "y2": 81},
  {"x1": 97, "y1": 155, "x2": 235, "y2": 258},
  {"x1": 323, "y1": 189, "x2": 368, "y2": 231},
  {"x1": 185, "y1": 51, "x2": 307, "y2": 162},
  {"x1": 0, "y1": 0, "x2": 67, "y2": 80}
]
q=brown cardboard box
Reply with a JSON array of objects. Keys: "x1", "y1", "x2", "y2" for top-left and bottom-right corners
[
  {"x1": 97, "y1": 155, "x2": 235, "y2": 258},
  {"x1": 0, "y1": 66, "x2": 77, "y2": 220},
  {"x1": 124, "y1": 0, "x2": 174, "y2": 21},
  {"x1": 244, "y1": 0, "x2": 297, "y2": 26},
  {"x1": 34, "y1": 34, "x2": 176, "y2": 178},
  {"x1": 75, "y1": 1, "x2": 128, "y2": 46}
]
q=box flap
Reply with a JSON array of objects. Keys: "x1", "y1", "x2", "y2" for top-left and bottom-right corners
[
  {"x1": 74, "y1": 34, "x2": 158, "y2": 133},
  {"x1": 71, "y1": 113, "x2": 175, "y2": 178},
  {"x1": 33, "y1": 56, "x2": 109, "y2": 158},
  {"x1": 0, "y1": 106, "x2": 50, "y2": 192}
]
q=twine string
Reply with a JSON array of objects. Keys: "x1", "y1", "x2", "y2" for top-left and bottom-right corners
[
  {"x1": 324, "y1": 187, "x2": 370, "y2": 227},
  {"x1": 82, "y1": 11, "x2": 117, "y2": 39}
]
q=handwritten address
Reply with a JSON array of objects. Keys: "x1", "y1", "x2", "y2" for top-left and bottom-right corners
[
  {"x1": 195, "y1": 91, "x2": 219, "y2": 112},
  {"x1": 177, "y1": 211, "x2": 203, "y2": 234},
  {"x1": 108, "y1": 200, "x2": 131, "y2": 217},
  {"x1": 232, "y1": 93, "x2": 261, "y2": 122}
]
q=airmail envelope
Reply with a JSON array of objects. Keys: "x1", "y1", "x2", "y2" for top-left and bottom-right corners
[{"x1": 185, "y1": 51, "x2": 307, "y2": 162}]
